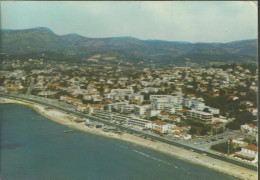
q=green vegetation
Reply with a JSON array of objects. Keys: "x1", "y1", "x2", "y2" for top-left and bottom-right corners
[
  {"x1": 226, "y1": 111, "x2": 256, "y2": 130},
  {"x1": 1, "y1": 28, "x2": 257, "y2": 67},
  {"x1": 179, "y1": 118, "x2": 212, "y2": 136},
  {"x1": 31, "y1": 89, "x2": 41, "y2": 95},
  {"x1": 53, "y1": 91, "x2": 72, "y2": 99},
  {"x1": 211, "y1": 142, "x2": 239, "y2": 154},
  {"x1": 212, "y1": 63, "x2": 257, "y2": 75}
]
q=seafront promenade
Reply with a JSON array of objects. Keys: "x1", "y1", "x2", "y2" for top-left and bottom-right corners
[{"x1": 0, "y1": 95, "x2": 258, "y2": 180}]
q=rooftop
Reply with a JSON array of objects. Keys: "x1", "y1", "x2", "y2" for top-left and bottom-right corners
[
  {"x1": 243, "y1": 145, "x2": 258, "y2": 151},
  {"x1": 152, "y1": 120, "x2": 166, "y2": 125}
]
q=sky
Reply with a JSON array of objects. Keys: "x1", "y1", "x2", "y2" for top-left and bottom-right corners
[{"x1": 1, "y1": 1, "x2": 258, "y2": 43}]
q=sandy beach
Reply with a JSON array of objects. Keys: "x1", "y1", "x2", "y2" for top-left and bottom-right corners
[{"x1": 1, "y1": 97, "x2": 257, "y2": 180}]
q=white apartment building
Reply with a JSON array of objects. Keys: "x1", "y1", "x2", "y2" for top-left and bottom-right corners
[
  {"x1": 206, "y1": 106, "x2": 220, "y2": 115},
  {"x1": 107, "y1": 102, "x2": 129, "y2": 112},
  {"x1": 111, "y1": 88, "x2": 134, "y2": 94},
  {"x1": 146, "y1": 109, "x2": 161, "y2": 117},
  {"x1": 123, "y1": 104, "x2": 135, "y2": 114},
  {"x1": 134, "y1": 105, "x2": 150, "y2": 116},
  {"x1": 112, "y1": 114, "x2": 129, "y2": 122},
  {"x1": 140, "y1": 87, "x2": 159, "y2": 93},
  {"x1": 96, "y1": 111, "x2": 129, "y2": 122},
  {"x1": 151, "y1": 95, "x2": 183, "y2": 110},
  {"x1": 127, "y1": 116, "x2": 152, "y2": 129},
  {"x1": 164, "y1": 107, "x2": 176, "y2": 114},
  {"x1": 96, "y1": 111, "x2": 113, "y2": 119},
  {"x1": 128, "y1": 93, "x2": 144, "y2": 102},
  {"x1": 186, "y1": 109, "x2": 213, "y2": 122},
  {"x1": 183, "y1": 98, "x2": 205, "y2": 111}
]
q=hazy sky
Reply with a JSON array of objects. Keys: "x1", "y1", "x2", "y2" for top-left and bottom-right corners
[{"x1": 1, "y1": 1, "x2": 258, "y2": 43}]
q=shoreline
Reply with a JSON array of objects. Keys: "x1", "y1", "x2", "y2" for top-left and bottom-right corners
[{"x1": 1, "y1": 97, "x2": 257, "y2": 180}]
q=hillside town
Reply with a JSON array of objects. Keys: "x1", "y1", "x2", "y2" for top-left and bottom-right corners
[{"x1": 0, "y1": 57, "x2": 258, "y2": 165}]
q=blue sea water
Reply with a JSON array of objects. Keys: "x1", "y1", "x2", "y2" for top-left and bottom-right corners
[{"x1": 0, "y1": 104, "x2": 237, "y2": 180}]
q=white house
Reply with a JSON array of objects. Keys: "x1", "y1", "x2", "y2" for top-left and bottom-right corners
[
  {"x1": 232, "y1": 138, "x2": 248, "y2": 147},
  {"x1": 152, "y1": 120, "x2": 169, "y2": 134},
  {"x1": 241, "y1": 124, "x2": 258, "y2": 135},
  {"x1": 246, "y1": 108, "x2": 257, "y2": 116},
  {"x1": 234, "y1": 145, "x2": 258, "y2": 161},
  {"x1": 77, "y1": 104, "x2": 88, "y2": 112},
  {"x1": 168, "y1": 115, "x2": 181, "y2": 122}
]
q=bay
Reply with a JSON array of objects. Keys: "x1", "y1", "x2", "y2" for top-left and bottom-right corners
[{"x1": 0, "y1": 104, "x2": 237, "y2": 180}]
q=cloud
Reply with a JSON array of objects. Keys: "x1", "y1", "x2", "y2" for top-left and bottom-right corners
[{"x1": 1, "y1": 1, "x2": 257, "y2": 42}]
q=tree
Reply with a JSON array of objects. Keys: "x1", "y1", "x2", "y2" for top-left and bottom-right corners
[
  {"x1": 211, "y1": 142, "x2": 237, "y2": 154},
  {"x1": 149, "y1": 116, "x2": 157, "y2": 121},
  {"x1": 226, "y1": 111, "x2": 255, "y2": 130},
  {"x1": 188, "y1": 127, "x2": 197, "y2": 135},
  {"x1": 203, "y1": 108, "x2": 210, "y2": 113},
  {"x1": 200, "y1": 128, "x2": 208, "y2": 136},
  {"x1": 77, "y1": 94, "x2": 83, "y2": 100}
]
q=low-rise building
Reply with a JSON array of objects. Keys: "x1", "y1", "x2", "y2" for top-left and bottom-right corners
[
  {"x1": 168, "y1": 115, "x2": 181, "y2": 122},
  {"x1": 145, "y1": 109, "x2": 161, "y2": 117},
  {"x1": 77, "y1": 104, "x2": 88, "y2": 112},
  {"x1": 152, "y1": 120, "x2": 169, "y2": 134},
  {"x1": 111, "y1": 88, "x2": 134, "y2": 94},
  {"x1": 127, "y1": 116, "x2": 152, "y2": 129},
  {"x1": 134, "y1": 105, "x2": 150, "y2": 116},
  {"x1": 246, "y1": 108, "x2": 257, "y2": 116},
  {"x1": 234, "y1": 145, "x2": 258, "y2": 161},
  {"x1": 232, "y1": 138, "x2": 248, "y2": 147},
  {"x1": 173, "y1": 131, "x2": 192, "y2": 140},
  {"x1": 240, "y1": 101, "x2": 254, "y2": 107},
  {"x1": 186, "y1": 109, "x2": 213, "y2": 122},
  {"x1": 89, "y1": 104, "x2": 105, "y2": 114},
  {"x1": 241, "y1": 124, "x2": 258, "y2": 135}
]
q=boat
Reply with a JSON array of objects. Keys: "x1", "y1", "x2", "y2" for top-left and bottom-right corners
[{"x1": 64, "y1": 130, "x2": 73, "y2": 133}]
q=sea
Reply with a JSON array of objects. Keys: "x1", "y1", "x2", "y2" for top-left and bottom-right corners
[{"x1": 0, "y1": 104, "x2": 237, "y2": 180}]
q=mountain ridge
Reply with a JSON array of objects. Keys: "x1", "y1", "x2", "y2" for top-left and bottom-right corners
[{"x1": 1, "y1": 27, "x2": 257, "y2": 66}]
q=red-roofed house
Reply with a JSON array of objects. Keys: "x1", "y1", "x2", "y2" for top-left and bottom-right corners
[
  {"x1": 229, "y1": 96, "x2": 239, "y2": 100},
  {"x1": 89, "y1": 104, "x2": 105, "y2": 114},
  {"x1": 173, "y1": 131, "x2": 192, "y2": 140},
  {"x1": 152, "y1": 120, "x2": 169, "y2": 133},
  {"x1": 168, "y1": 115, "x2": 181, "y2": 122},
  {"x1": 246, "y1": 108, "x2": 257, "y2": 116},
  {"x1": 234, "y1": 145, "x2": 258, "y2": 162},
  {"x1": 242, "y1": 145, "x2": 258, "y2": 155},
  {"x1": 240, "y1": 92, "x2": 247, "y2": 96},
  {"x1": 177, "y1": 109, "x2": 187, "y2": 116},
  {"x1": 77, "y1": 104, "x2": 88, "y2": 112},
  {"x1": 240, "y1": 101, "x2": 254, "y2": 107},
  {"x1": 200, "y1": 87, "x2": 207, "y2": 92}
]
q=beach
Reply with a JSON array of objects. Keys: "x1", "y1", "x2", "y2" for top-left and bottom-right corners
[{"x1": 1, "y1": 97, "x2": 257, "y2": 180}]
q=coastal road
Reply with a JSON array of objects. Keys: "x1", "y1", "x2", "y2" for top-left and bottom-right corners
[
  {"x1": 1, "y1": 94, "x2": 257, "y2": 171},
  {"x1": 25, "y1": 77, "x2": 35, "y2": 95}
]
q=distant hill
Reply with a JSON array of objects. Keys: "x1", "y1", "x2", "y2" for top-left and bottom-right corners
[{"x1": 1, "y1": 27, "x2": 257, "y2": 66}]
